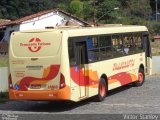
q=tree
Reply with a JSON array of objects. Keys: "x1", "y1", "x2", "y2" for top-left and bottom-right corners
[
  {"x1": 69, "y1": 0, "x2": 83, "y2": 18},
  {"x1": 96, "y1": 0, "x2": 121, "y2": 23},
  {"x1": 57, "y1": 0, "x2": 71, "y2": 12},
  {"x1": 0, "y1": 0, "x2": 56, "y2": 20},
  {"x1": 57, "y1": 3, "x2": 69, "y2": 11},
  {"x1": 125, "y1": 0, "x2": 151, "y2": 19},
  {"x1": 83, "y1": 0, "x2": 93, "y2": 21},
  {"x1": 28, "y1": 0, "x2": 54, "y2": 14}
]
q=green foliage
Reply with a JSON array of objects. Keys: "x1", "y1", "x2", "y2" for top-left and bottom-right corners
[
  {"x1": 57, "y1": 3, "x2": 69, "y2": 11},
  {"x1": 0, "y1": 0, "x2": 56, "y2": 19},
  {"x1": 0, "y1": 91, "x2": 8, "y2": 98},
  {"x1": 0, "y1": 0, "x2": 159, "y2": 35},
  {"x1": 0, "y1": 0, "x2": 28, "y2": 19},
  {"x1": 83, "y1": 0, "x2": 93, "y2": 21},
  {"x1": 69, "y1": 0, "x2": 83, "y2": 18},
  {"x1": 0, "y1": 92, "x2": 8, "y2": 103},
  {"x1": 96, "y1": 0, "x2": 121, "y2": 23},
  {"x1": 122, "y1": 0, "x2": 151, "y2": 20},
  {"x1": 0, "y1": 57, "x2": 8, "y2": 67},
  {"x1": 28, "y1": 0, "x2": 54, "y2": 13},
  {"x1": 147, "y1": 21, "x2": 160, "y2": 35}
]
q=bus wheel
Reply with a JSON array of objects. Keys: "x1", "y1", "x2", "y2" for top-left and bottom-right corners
[
  {"x1": 133, "y1": 68, "x2": 145, "y2": 87},
  {"x1": 96, "y1": 78, "x2": 107, "y2": 102}
]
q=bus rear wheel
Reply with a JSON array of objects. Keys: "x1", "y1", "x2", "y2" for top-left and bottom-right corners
[
  {"x1": 133, "y1": 68, "x2": 145, "y2": 87},
  {"x1": 96, "y1": 78, "x2": 107, "y2": 102}
]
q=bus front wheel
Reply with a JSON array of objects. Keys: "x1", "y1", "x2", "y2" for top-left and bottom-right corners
[{"x1": 96, "y1": 78, "x2": 107, "y2": 102}]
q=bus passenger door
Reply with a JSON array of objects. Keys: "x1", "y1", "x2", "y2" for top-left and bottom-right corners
[
  {"x1": 75, "y1": 42, "x2": 88, "y2": 98},
  {"x1": 143, "y1": 33, "x2": 152, "y2": 75}
]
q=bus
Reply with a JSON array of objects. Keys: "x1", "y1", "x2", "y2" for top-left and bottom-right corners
[{"x1": 9, "y1": 25, "x2": 152, "y2": 102}]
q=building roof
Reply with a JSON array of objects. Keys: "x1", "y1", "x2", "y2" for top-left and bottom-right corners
[
  {"x1": 0, "y1": 8, "x2": 90, "y2": 27},
  {"x1": 154, "y1": 35, "x2": 160, "y2": 40},
  {"x1": 0, "y1": 19, "x2": 11, "y2": 28}
]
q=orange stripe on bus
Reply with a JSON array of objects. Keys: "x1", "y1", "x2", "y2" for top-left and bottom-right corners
[
  {"x1": 130, "y1": 73, "x2": 138, "y2": 82},
  {"x1": 84, "y1": 70, "x2": 99, "y2": 81},
  {"x1": 43, "y1": 66, "x2": 51, "y2": 78},
  {"x1": 9, "y1": 86, "x2": 70, "y2": 100},
  {"x1": 108, "y1": 79, "x2": 119, "y2": 84},
  {"x1": 30, "y1": 80, "x2": 48, "y2": 85}
]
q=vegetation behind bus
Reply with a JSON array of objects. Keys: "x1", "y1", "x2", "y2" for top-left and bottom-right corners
[
  {"x1": 0, "y1": 0, "x2": 159, "y2": 35},
  {"x1": 0, "y1": 91, "x2": 9, "y2": 103},
  {"x1": 0, "y1": 55, "x2": 8, "y2": 67}
]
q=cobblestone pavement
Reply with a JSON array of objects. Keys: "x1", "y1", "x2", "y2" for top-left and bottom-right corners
[{"x1": 0, "y1": 75, "x2": 160, "y2": 120}]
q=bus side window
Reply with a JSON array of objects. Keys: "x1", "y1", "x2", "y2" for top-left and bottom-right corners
[
  {"x1": 135, "y1": 33, "x2": 143, "y2": 50},
  {"x1": 123, "y1": 33, "x2": 143, "y2": 54},
  {"x1": 99, "y1": 36, "x2": 112, "y2": 59},
  {"x1": 87, "y1": 36, "x2": 99, "y2": 62},
  {"x1": 87, "y1": 35, "x2": 112, "y2": 62},
  {"x1": 87, "y1": 37, "x2": 93, "y2": 49},
  {"x1": 112, "y1": 35, "x2": 124, "y2": 55},
  {"x1": 123, "y1": 34, "x2": 132, "y2": 54},
  {"x1": 88, "y1": 49, "x2": 99, "y2": 62},
  {"x1": 68, "y1": 39, "x2": 76, "y2": 66},
  {"x1": 87, "y1": 37, "x2": 94, "y2": 62}
]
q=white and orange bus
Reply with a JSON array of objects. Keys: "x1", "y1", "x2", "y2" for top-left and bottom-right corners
[{"x1": 9, "y1": 25, "x2": 152, "y2": 102}]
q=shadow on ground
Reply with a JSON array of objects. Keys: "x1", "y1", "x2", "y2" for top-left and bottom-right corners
[{"x1": 0, "y1": 85, "x2": 132, "y2": 113}]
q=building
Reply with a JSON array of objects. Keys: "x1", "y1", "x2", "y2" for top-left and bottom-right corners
[
  {"x1": 0, "y1": 8, "x2": 90, "y2": 43},
  {"x1": 0, "y1": 19, "x2": 10, "y2": 42}
]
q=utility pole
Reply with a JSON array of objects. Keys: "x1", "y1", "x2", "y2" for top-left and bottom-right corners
[
  {"x1": 93, "y1": 0, "x2": 96, "y2": 25},
  {"x1": 156, "y1": 0, "x2": 158, "y2": 22}
]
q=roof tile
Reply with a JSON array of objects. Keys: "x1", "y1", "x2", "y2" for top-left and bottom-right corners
[{"x1": 0, "y1": 8, "x2": 90, "y2": 27}]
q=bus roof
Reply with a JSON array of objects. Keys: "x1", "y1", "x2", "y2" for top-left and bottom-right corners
[
  {"x1": 64, "y1": 25, "x2": 148, "y2": 37},
  {"x1": 16, "y1": 25, "x2": 148, "y2": 37}
]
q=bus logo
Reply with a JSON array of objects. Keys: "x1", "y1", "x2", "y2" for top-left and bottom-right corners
[
  {"x1": 20, "y1": 38, "x2": 51, "y2": 52},
  {"x1": 28, "y1": 38, "x2": 41, "y2": 52}
]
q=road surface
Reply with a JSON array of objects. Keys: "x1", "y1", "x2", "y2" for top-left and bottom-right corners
[{"x1": 0, "y1": 75, "x2": 160, "y2": 120}]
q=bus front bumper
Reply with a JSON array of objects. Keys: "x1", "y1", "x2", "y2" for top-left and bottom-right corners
[{"x1": 9, "y1": 86, "x2": 70, "y2": 101}]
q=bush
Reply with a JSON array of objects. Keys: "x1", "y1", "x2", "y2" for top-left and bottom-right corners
[
  {"x1": 0, "y1": 91, "x2": 9, "y2": 103},
  {"x1": 105, "y1": 16, "x2": 160, "y2": 35},
  {"x1": 147, "y1": 21, "x2": 160, "y2": 35},
  {"x1": 0, "y1": 57, "x2": 8, "y2": 67}
]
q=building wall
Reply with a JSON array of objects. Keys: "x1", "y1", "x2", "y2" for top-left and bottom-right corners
[
  {"x1": 20, "y1": 12, "x2": 64, "y2": 31},
  {"x1": 0, "y1": 67, "x2": 8, "y2": 92},
  {"x1": 3, "y1": 25, "x2": 20, "y2": 42},
  {"x1": 152, "y1": 56, "x2": 160, "y2": 75},
  {"x1": 3, "y1": 11, "x2": 83, "y2": 42}
]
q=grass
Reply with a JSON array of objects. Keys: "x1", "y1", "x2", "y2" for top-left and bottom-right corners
[
  {"x1": 0, "y1": 55, "x2": 8, "y2": 67},
  {"x1": 0, "y1": 60, "x2": 8, "y2": 67},
  {"x1": 0, "y1": 92, "x2": 9, "y2": 103}
]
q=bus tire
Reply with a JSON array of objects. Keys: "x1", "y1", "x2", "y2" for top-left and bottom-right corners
[
  {"x1": 133, "y1": 68, "x2": 145, "y2": 87},
  {"x1": 95, "y1": 78, "x2": 107, "y2": 102}
]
